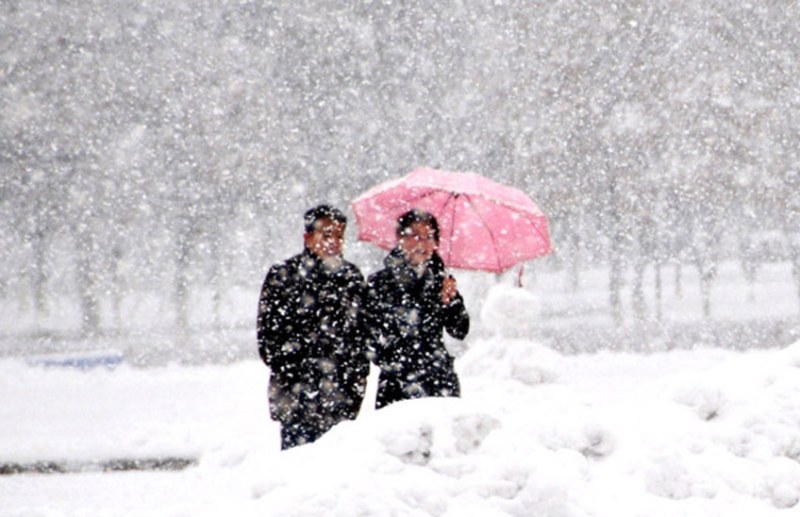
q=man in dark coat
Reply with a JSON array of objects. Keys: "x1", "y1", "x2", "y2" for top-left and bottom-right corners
[
  {"x1": 364, "y1": 209, "x2": 470, "y2": 409},
  {"x1": 257, "y1": 205, "x2": 369, "y2": 449}
]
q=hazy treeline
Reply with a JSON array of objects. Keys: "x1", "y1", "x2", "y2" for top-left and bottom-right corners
[{"x1": 1, "y1": 0, "x2": 799, "y2": 336}]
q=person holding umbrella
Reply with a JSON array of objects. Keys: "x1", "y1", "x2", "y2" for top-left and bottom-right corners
[
  {"x1": 353, "y1": 168, "x2": 552, "y2": 408},
  {"x1": 364, "y1": 209, "x2": 470, "y2": 409}
]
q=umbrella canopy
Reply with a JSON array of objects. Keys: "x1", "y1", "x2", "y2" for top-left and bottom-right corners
[{"x1": 352, "y1": 167, "x2": 553, "y2": 273}]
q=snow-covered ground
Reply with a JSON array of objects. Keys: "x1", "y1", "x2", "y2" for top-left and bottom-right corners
[
  {"x1": 2, "y1": 334, "x2": 800, "y2": 516},
  {"x1": 1, "y1": 261, "x2": 798, "y2": 516}
]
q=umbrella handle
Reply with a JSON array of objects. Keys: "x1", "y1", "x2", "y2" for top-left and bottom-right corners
[{"x1": 441, "y1": 271, "x2": 458, "y2": 305}]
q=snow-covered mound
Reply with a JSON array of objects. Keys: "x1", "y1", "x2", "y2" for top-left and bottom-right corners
[
  {"x1": 2, "y1": 339, "x2": 800, "y2": 516},
  {"x1": 480, "y1": 283, "x2": 544, "y2": 340}
]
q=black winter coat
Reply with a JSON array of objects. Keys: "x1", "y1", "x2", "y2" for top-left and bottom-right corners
[
  {"x1": 365, "y1": 248, "x2": 469, "y2": 409},
  {"x1": 257, "y1": 250, "x2": 369, "y2": 429}
]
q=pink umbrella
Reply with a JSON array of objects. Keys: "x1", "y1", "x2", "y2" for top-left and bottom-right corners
[{"x1": 351, "y1": 167, "x2": 553, "y2": 273}]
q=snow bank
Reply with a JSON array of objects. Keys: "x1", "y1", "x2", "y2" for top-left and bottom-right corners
[
  {"x1": 480, "y1": 283, "x2": 543, "y2": 340},
  {"x1": 2, "y1": 340, "x2": 800, "y2": 516}
]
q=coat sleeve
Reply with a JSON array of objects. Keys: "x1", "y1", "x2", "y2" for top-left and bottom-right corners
[
  {"x1": 339, "y1": 267, "x2": 371, "y2": 394},
  {"x1": 360, "y1": 274, "x2": 390, "y2": 366},
  {"x1": 443, "y1": 292, "x2": 470, "y2": 340},
  {"x1": 256, "y1": 264, "x2": 290, "y2": 368}
]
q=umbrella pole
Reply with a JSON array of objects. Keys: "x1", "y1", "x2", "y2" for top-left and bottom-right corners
[{"x1": 517, "y1": 263, "x2": 524, "y2": 288}]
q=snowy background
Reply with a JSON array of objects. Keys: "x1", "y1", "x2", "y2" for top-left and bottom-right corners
[
  {"x1": 2, "y1": 1, "x2": 799, "y2": 349},
  {"x1": 2, "y1": 1, "x2": 800, "y2": 516}
]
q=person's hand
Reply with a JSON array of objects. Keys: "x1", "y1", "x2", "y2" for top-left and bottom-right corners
[{"x1": 441, "y1": 275, "x2": 458, "y2": 305}]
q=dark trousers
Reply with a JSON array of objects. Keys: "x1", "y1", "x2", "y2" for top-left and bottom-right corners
[
  {"x1": 280, "y1": 419, "x2": 324, "y2": 450},
  {"x1": 375, "y1": 368, "x2": 461, "y2": 409}
]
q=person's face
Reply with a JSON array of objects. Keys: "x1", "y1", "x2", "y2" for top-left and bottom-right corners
[
  {"x1": 304, "y1": 217, "x2": 345, "y2": 260},
  {"x1": 399, "y1": 221, "x2": 438, "y2": 266}
]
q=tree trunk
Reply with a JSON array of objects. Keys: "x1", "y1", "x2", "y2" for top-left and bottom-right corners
[
  {"x1": 632, "y1": 223, "x2": 647, "y2": 323},
  {"x1": 700, "y1": 272, "x2": 712, "y2": 320},
  {"x1": 31, "y1": 225, "x2": 49, "y2": 325},
  {"x1": 110, "y1": 245, "x2": 123, "y2": 329},
  {"x1": 566, "y1": 219, "x2": 581, "y2": 292},
  {"x1": 673, "y1": 262, "x2": 683, "y2": 298},
  {"x1": 609, "y1": 254, "x2": 624, "y2": 327},
  {"x1": 632, "y1": 261, "x2": 646, "y2": 322},
  {"x1": 608, "y1": 170, "x2": 624, "y2": 327},
  {"x1": 791, "y1": 242, "x2": 800, "y2": 316},
  {"x1": 740, "y1": 239, "x2": 757, "y2": 303},
  {"x1": 696, "y1": 262, "x2": 717, "y2": 320},
  {"x1": 692, "y1": 226, "x2": 719, "y2": 321},
  {"x1": 175, "y1": 243, "x2": 190, "y2": 334},
  {"x1": 654, "y1": 262, "x2": 663, "y2": 322},
  {"x1": 175, "y1": 215, "x2": 192, "y2": 337},
  {"x1": 75, "y1": 229, "x2": 100, "y2": 337},
  {"x1": 210, "y1": 230, "x2": 223, "y2": 331}
]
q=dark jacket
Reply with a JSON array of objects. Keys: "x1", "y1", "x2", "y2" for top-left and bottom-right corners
[
  {"x1": 364, "y1": 248, "x2": 469, "y2": 409},
  {"x1": 257, "y1": 250, "x2": 369, "y2": 430}
]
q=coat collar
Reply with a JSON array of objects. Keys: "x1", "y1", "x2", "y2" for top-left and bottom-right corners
[
  {"x1": 384, "y1": 247, "x2": 446, "y2": 288},
  {"x1": 299, "y1": 248, "x2": 345, "y2": 276}
]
